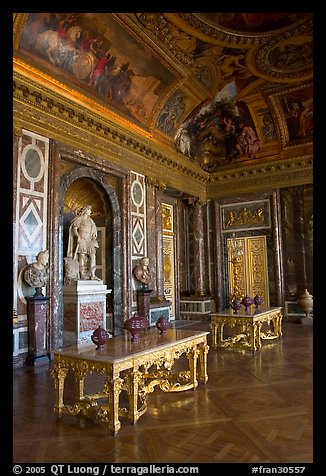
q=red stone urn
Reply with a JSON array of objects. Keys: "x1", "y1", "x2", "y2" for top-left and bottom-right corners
[
  {"x1": 253, "y1": 294, "x2": 263, "y2": 309},
  {"x1": 156, "y1": 316, "x2": 171, "y2": 335},
  {"x1": 230, "y1": 298, "x2": 242, "y2": 314},
  {"x1": 91, "y1": 326, "x2": 110, "y2": 350},
  {"x1": 242, "y1": 295, "x2": 254, "y2": 314},
  {"x1": 123, "y1": 315, "x2": 148, "y2": 342}
]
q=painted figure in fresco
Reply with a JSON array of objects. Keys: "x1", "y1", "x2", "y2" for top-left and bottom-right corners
[
  {"x1": 67, "y1": 205, "x2": 100, "y2": 281},
  {"x1": 298, "y1": 104, "x2": 313, "y2": 136},
  {"x1": 24, "y1": 250, "x2": 49, "y2": 290},
  {"x1": 174, "y1": 122, "x2": 193, "y2": 157},
  {"x1": 133, "y1": 257, "x2": 152, "y2": 288},
  {"x1": 222, "y1": 117, "x2": 241, "y2": 160},
  {"x1": 237, "y1": 122, "x2": 262, "y2": 158}
]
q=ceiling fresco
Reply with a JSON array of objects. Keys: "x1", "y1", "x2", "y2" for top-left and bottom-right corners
[
  {"x1": 192, "y1": 13, "x2": 310, "y2": 33},
  {"x1": 18, "y1": 13, "x2": 176, "y2": 127},
  {"x1": 15, "y1": 12, "x2": 313, "y2": 173}
]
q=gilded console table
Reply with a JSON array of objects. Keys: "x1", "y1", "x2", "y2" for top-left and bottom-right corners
[
  {"x1": 210, "y1": 306, "x2": 282, "y2": 352},
  {"x1": 51, "y1": 328, "x2": 209, "y2": 435}
]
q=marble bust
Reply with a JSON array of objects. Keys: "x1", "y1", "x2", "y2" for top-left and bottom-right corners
[
  {"x1": 24, "y1": 250, "x2": 49, "y2": 294},
  {"x1": 133, "y1": 256, "x2": 152, "y2": 288}
]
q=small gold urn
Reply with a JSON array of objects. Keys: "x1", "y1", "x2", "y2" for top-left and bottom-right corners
[{"x1": 297, "y1": 289, "x2": 313, "y2": 319}]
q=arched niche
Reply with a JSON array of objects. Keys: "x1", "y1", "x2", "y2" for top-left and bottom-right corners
[{"x1": 59, "y1": 166, "x2": 123, "y2": 335}]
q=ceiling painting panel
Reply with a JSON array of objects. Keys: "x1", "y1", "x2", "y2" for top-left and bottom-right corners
[
  {"x1": 17, "y1": 13, "x2": 177, "y2": 128},
  {"x1": 270, "y1": 84, "x2": 313, "y2": 148}
]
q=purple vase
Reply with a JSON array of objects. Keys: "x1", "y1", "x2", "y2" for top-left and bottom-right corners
[
  {"x1": 123, "y1": 315, "x2": 148, "y2": 342},
  {"x1": 91, "y1": 326, "x2": 110, "y2": 350},
  {"x1": 156, "y1": 316, "x2": 171, "y2": 335},
  {"x1": 241, "y1": 295, "x2": 254, "y2": 314},
  {"x1": 230, "y1": 298, "x2": 242, "y2": 314},
  {"x1": 253, "y1": 294, "x2": 263, "y2": 309}
]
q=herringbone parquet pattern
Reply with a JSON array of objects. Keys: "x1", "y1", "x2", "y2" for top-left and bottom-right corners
[{"x1": 13, "y1": 319, "x2": 313, "y2": 464}]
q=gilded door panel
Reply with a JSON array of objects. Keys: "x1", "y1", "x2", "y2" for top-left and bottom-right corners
[
  {"x1": 247, "y1": 236, "x2": 270, "y2": 306},
  {"x1": 228, "y1": 237, "x2": 247, "y2": 301},
  {"x1": 228, "y1": 236, "x2": 269, "y2": 306}
]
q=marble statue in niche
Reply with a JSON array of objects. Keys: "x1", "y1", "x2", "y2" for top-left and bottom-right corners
[{"x1": 66, "y1": 205, "x2": 100, "y2": 281}]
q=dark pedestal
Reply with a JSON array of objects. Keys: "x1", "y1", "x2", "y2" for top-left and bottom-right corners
[
  {"x1": 25, "y1": 296, "x2": 51, "y2": 366},
  {"x1": 136, "y1": 288, "x2": 153, "y2": 321}
]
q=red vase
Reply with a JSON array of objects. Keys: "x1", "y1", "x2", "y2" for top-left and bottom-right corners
[
  {"x1": 241, "y1": 295, "x2": 254, "y2": 314},
  {"x1": 253, "y1": 295, "x2": 263, "y2": 309},
  {"x1": 91, "y1": 326, "x2": 110, "y2": 350},
  {"x1": 156, "y1": 316, "x2": 171, "y2": 335},
  {"x1": 123, "y1": 315, "x2": 148, "y2": 342},
  {"x1": 230, "y1": 298, "x2": 242, "y2": 314}
]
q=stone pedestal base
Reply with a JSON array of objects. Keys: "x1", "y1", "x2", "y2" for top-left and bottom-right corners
[
  {"x1": 136, "y1": 288, "x2": 153, "y2": 321},
  {"x1": 63, "y1": 280, "x2": 111, "y2": 346},
  {"x1": 25, "y1": 296, "x2": 51, "y2": 366}
]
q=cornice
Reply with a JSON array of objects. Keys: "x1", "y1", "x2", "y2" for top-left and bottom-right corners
[
  {"x1": 206, "y1": 155, "x2": 312, "y2": 199},
  {"x1": 13, "y1": 66, "x2": 313, "y2": 202},
  {"x1": 13, "y1": 71, "x2": 208, "y2": 200}
]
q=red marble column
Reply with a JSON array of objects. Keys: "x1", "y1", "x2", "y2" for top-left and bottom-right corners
[{"x1": 193, "y1": 202, "x2": 209, "y2": 296}]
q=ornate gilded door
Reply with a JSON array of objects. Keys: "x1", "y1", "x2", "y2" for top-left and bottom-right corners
[{"x1": 228, "y1": 235, "x2": 269, "y2": 306}]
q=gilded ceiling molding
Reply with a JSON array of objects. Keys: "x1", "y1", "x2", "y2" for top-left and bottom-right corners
[
  {"x1": 268, "y1": 83, "x2": 313, "y2": 149},
  {"x1": 167, "y1": 13, "x2": 269, "y2": 46},
  {"x1": 246, "y1": 26, "x2": 312, "y2": 83},
  {"x1": 13, "y1": 13, "x2": 29, "y2": 50},
  {"x1": 132, "y1": 13, "x2": 199, "y2": 69},
  {"x1": 118, "y1": 13, "x2": 189, "y2": 77},
  {"x1": 170, "y1": 13, "x2": 311, "y2": 48},
  {"x1": 206, "y1": 155, "x2": 312, "y2": 199},
  {"x1": 13, "y1": 75, "x2": 208, "y2": 200},
  {"x1": 145, "y1": 177, "x2": 167, "y2": 191},
  {"x1": 130, "y1": 13, "x2": 212, "y2": 94},
  {"x1": 13, "y1": 58, "x2": 150, "y2": 140}
]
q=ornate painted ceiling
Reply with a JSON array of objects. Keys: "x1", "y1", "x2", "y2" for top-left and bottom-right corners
[{"x1": 13, "y1": 12, "x2": 313, "y2": 177}]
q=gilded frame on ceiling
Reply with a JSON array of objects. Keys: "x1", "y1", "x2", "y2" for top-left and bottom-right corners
[{"x1": 269, "y1": 83, "x2": 313, "y2": 148}]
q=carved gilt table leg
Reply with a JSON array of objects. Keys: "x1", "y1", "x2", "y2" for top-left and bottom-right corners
[
  {"x1": 187, "y1": 347, "x2": 199, "y2": 390},
  {"x1": 51, "y1": 362, "x2": 69, "y2": 417},
  {"x1": 105, "y1": 376, "x2": 123, "y2": 436},
  {"x1": 256, "y1": 321, "x2": 262, "y2": 349},
  {"x1": 217, "y1": 321, "x2": 225, "y2": 347},
  {"x1": 198, "y1": 342, "x2": 209, "y2": 384},
  {"x1": 210, "y1": 320, "x2": 217, "y2": 348},
  {"x1": 250, "y1": 323, "x2": 258, "y2": 352},
  {"x1": 275, "y1": 310, "x2": 283, "y2": 336},
  {"x1": 126, "y1": 369, "x2": 147, "y2": 424}
]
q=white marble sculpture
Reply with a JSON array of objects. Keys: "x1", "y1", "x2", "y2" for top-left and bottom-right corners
[
  {"x1": 66, "y1": 205, "x2": 100, "y2": 281},
  {"x1": 24, "y1": 250, "x2": 49, "y2": 294}
]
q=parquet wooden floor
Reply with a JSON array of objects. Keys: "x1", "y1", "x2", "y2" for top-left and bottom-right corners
[{"x1": 13, "y1": 319, "x2": 313, "y2": 464}]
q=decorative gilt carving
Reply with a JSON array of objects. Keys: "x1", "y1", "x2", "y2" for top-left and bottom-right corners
[
  {"x1": 13, "y1": 75, "x2": 207, "y2": 195},
  {"x1": 145, "y1": 176, "x2": 167, "y2": 191},
  {"x1": 207, "y1": 155, "x2": 312, "y2": 199},
  {"x1": 51, "y1": 330, "x2": 209, "y2": 434}
]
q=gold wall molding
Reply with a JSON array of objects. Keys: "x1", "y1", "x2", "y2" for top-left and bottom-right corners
[
  {"x1": 13, "y1": 68, "x2": 312, "y2": 201},
  {"x1": 13, "y1": 73, "x2": 207, "y2": 200},
  {"x1": 207, "y1": 155, "x2": 312, "y2": 199}
]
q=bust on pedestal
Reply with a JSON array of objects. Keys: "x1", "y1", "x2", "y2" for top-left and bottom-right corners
[
  {"x1": 23, "y1": 250, "x2": 51, "y2": 366},
  {"x1": 133, "y1": 257, "x2": 153, "y2": 321}
]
